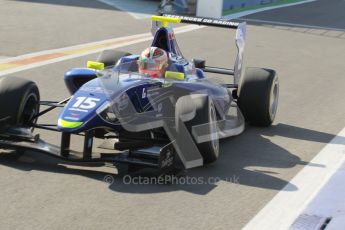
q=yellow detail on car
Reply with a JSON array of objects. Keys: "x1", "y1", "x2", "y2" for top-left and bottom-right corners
[
  {"x1": 165, "y1": 71, "x2": 185, "y2": 81},
  {"x1": 87, "y1": 61, "x2": 105, "y2": 70},
  {"x1": 58, "y1": 119, "x2": 83, "y2": 129},
  {"x1": 151, "y1": 16, "x2": 181, "y2": 27}
]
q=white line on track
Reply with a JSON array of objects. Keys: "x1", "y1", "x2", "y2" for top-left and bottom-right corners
[
  {"x1": 0, "y1": 33, "x2": 151, "y2": 65},
  {"x1": 243, "y1": 127, "x2": 345, "y2": 230},
  {"x1": 223, "y1": 0, "x2": 318, "y2": 20},
  {"x1": 0, "y1": 25, "x2": 200, "y2": 77},
  {"x1": 97, "y1": 0, "x2": 157, "y2": 19}
]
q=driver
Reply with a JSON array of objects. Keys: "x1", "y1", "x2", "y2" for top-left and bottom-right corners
[{"x1": 138, "y1": 47, "x2": 169, "y2": 78}]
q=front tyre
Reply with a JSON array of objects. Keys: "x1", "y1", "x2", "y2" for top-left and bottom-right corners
[
  {"x1": 238, "y1": 67, "x2": 279, "y2": 127},
  {"x1": 0, "y1": 76, "x2": 40, "y2": 127}
]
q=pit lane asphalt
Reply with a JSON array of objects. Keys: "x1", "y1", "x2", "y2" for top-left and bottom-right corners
[
  {"x1": 0, "y1": 0, "x2": 152, "y2": 57},
  {"x1": 1, "y1": 1, "x2": 345, "y2": 230},
  {"x1": 242, "y1": 0, "x2": 345, "y2": 30}
]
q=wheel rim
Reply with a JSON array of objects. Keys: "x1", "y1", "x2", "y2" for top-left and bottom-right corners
[
  {"x1": 210, "y1": 104, "x2": 219, "y2": 154},
  {"x1": 269, "y1": 77, "x2": 279, "y2": 121},
  {"x1": 21, "y1": 92, "x2": 39, "y2": 125}
]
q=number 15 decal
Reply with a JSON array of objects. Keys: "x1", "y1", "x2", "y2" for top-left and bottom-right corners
[{"x1": 72, "y1": 97, "x2": 100, "y2": 109}]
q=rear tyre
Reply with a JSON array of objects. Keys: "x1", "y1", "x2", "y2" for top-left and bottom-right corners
[
  {"x1": 97, "y1": 50, "x2": 132, "y2": 68},
  {"x1": 238, "y1": 67, "x2": 279, "y2": 127},
  {"x1": 176, "y1": 95, "x2": 219, "y2": 164},
  {"x1": 0, "y1": 76, "x2": 40, "y2": 127}
]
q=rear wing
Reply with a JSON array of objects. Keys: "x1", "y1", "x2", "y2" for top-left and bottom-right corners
[
  {"x1": 152, "y1": 15, "x2": 246, "y2": 86},
  {"x1": 163, "y1": 14, "x2": 240, "y2": 29}
]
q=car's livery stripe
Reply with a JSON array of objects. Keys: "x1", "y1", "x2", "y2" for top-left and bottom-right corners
[
  {"x1": 58, "y1": 119, "x2": 83, "y2": 129},
  {"x1": 0, "y1": 25, "x2": 200, "y2": 77}
]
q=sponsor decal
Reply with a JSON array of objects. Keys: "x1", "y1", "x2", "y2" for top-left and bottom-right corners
[
  {"x1": 72, "y1": 96, "x2": 100, "y2": 110},
  {"x1": 160, "y1": 149, "x2": 174, "y2": 169},
  {"x1": 64, "y1": 116, "x2": 80, "y2": 121},
  {"x1": 68, "y1": 108, "x2": 88, "y2": 113},
  {"x1": 165, "y1": 14, "x2": 239, "y2": 27},
  {"x1": 142, "y1": 88, "x2": 147, "y2": 99},
  {"x1": 70, "y1": 113, "x2": 80, "y2": 117}
]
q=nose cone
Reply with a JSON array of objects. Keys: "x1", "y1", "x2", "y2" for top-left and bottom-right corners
[{"x1": 58, "y1": 79, "x2": 108, "y2": 132}]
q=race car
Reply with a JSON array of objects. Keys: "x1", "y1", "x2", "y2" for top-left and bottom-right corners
[{"x1": 0, "y1": 15, "x2": 279, "y2": 173}]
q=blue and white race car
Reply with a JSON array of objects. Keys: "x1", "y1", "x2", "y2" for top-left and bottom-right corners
[{"x1": 0, "y1": 15, "x2": 279, "y2": 173}]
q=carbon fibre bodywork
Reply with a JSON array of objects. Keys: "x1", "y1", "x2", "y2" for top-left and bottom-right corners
[{"x1": 59, "y1": 70, "x2": 231, "y2": 133}]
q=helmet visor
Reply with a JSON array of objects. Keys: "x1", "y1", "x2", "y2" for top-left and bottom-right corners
[{"x1": 138, "y1": 59, "x2": 164, "y2": 71}]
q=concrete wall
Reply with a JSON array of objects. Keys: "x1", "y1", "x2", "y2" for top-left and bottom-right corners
[{"x1": 197, "y1": 0, "x2": 223, "y2": 18}]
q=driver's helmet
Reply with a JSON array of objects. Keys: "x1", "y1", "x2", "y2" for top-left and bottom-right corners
[{"x1": 138, "y1": 47, "x2": 168, "y2": 78}]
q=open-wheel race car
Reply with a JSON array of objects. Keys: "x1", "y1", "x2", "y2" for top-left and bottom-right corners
[{"x1": 0, "y1": 15, "x2": 279, "y2": 174}]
